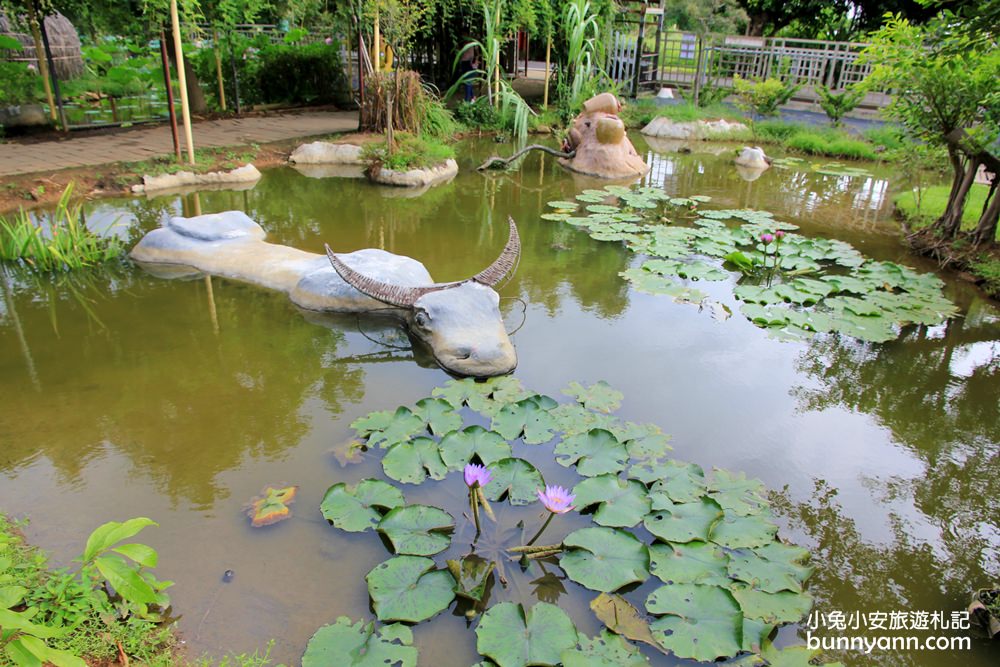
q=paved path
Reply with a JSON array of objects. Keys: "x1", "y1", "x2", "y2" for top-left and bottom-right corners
[{"x1": 0, "y1": 111, "x2": 359, "y2": 177}]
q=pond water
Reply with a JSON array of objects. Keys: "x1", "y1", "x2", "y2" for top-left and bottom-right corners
[{"x1": 1, "y1": 136, "x2": 997, "y2": 666}]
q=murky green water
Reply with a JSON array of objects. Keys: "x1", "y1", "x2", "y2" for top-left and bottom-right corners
[{"x1": 1, "y1": 136, "x2": 997, "y2": 666}]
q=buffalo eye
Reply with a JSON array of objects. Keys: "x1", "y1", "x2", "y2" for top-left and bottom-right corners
[{"x1": 414, "y1": 311, "x2": 431, "y2": 328}]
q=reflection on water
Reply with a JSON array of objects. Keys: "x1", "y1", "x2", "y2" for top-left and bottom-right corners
[{"x1": 0, "y1": 137, "x2": 997, "y2": 666}]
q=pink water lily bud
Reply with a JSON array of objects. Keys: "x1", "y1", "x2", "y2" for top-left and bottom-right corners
[
  {"x1": 537, "y1": 485, "x2": 575, "y2": 514},
  {"x1": 464, "y1": 463, "x2": 492, "y2": 488},
  {"x1": 775, "y1": 230, "x2": 786, "y2": 240},
  {"x1": 761, "y1": 233, "x2": 774, "y2": 244}
]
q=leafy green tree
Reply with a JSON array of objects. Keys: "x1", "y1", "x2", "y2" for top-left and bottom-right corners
[
  {"x1": 814, "y1": 84, "x2": 865, "y2": 127},
  {"x1": 860, "y1": 14, "x2": 999, "y2": 245},
  {"x1": 665, "y1": 0, "x2": 747, "y2": 35}
]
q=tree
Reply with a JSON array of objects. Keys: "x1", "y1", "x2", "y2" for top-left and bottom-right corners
[
  {"x1": 860, "y1": 14, "x2": 999, "y2": 247},
  {"x1": 665, "y1": 0, "x2": 747, "y2": 35}
]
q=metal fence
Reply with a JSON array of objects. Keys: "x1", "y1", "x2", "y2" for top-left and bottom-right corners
[{"x1": 610, "y1": 30, "x2": 891, "y2": 109}]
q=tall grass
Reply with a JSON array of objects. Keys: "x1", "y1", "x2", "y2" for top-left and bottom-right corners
[
  {"x1": 563, "y1": 0, "x2": 603, "y2": 106},
  {"x1": 0, "y1": 185, "x2": 124, "y2": 272}
]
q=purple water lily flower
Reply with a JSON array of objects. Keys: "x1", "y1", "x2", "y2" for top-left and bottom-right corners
[
  {"x1": 761, "y1": 233, "x2": 775, "y2": 244},
  {"x1": 537, "y1": 485, "x2": 575, "y2": 514},
  {"x1": 464, "y1": 463, "x2": 492, "y2": 489},
  {"x1": 775, "y1": 230, "x2": 785, "y2": 240}
]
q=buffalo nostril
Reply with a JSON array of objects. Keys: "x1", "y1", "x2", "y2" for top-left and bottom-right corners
[{"x1": 454, "y1": 348, "x2": 472, "y2": 360}]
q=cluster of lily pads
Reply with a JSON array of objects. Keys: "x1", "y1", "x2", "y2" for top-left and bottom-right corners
[
  {"x1": 305, "y1": 377, "x2": 843, "y2": 667},
  {"x1": 544, "y1": 185, "x2": 957, "y2": 342}
]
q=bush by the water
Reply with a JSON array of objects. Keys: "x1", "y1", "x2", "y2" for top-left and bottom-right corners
[{"x1": 361, "y1": 132, "x2": 455, "y2": 171}]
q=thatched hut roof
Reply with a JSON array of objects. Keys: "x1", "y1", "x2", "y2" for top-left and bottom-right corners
[{"x1": 0, "y1": 11, "x2": 84, "y2": 79}]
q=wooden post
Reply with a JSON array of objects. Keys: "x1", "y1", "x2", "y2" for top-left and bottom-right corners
[
  {"x1": 26, "y1": 1, "x2": 55, "y2": 124},
  {"x1": 213, "y1": 29, "x2": 226, "y2": 111},
  {"x1": 170, "y1": 0, "x2": 196, "y2": 165},
  {"x1": 693, "y1": 34, "x2": 704, "y2": 106},
  {"x1": 542, "y1": 34, "x2": 551, "y2": 108},
  {"x1": 159, "y1": 31, "x2": 182, "y2": 162},
  {"x1": 228, "y1": 36, "x2": 242, "y2": 115}
]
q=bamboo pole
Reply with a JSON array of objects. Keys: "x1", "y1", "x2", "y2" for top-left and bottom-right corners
[
  {"x1": 170, "y1": 0, "x2": 196, "y2": 165},
  {"x1": 373, "y1": 6, "x2": 381, "y2": 72},
  {"x1": 213, "y1": 29, "x2": 226, "y2": 111},
  {"x1": 26, "y1": 1, "x2": 55, "y2": 123},
  {"x1": 159, "y1": 29, "x2": 182, "y2": 162},
  {"x1": 37, "y1": 12, "x2": 66, "y2": 131},
  {"x1": 543, "y1": 35, "x2": 551, "y2": 108}
]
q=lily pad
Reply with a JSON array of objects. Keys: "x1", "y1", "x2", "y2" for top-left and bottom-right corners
[
  {"x1": 555, "y1": 429, "x2": 629, "y2": 477},
  {"x1": 377, "y1": 505, "x2": 454, "y2": 556},
  {"x1": 709, "y1": 470, "x2": 769, "y2": 516},
  {"x1": 643, "y1": 497, "x2": 723, "y2": 543},
  {"x1": 482, "y1": 458, "x2": 544, "y2": 506},
  {"x1": 561, "y1": 630, "x2": 650, "y2": 667},
  {"x1": 728, "y1": 543, "x2": 813, "y2": 593},
  {"x1": 589, "y1": 593, "x2": 660, "y2": 652},
  {"x1": 365, "y1": 407, "x2": 427, "y2": 448},
  {"x1": 301, "y1": 617, "x2": 417, "y2": 667},
  {"x1": 634, "y1": 460, "x2": 706, "y2": 504},
  {"x1": 366, "y1": 556, "x2": 455, "y2": 623},
  {"x1": 560, "y1": 527, "x2": 649, "y2": 592},
  {"x1": 572, "y1": 475, "x2": 650, "y2": 528},
  {"x1": 541, "y1": 212, "x2": 571, "y2": 221},
  {"x1": 620, "y1": 268, "x2": 708, "y2": 303},
  {"x1": 320, "y1": 480, "x2": 405, "y2": 533},
  {"x1": 246, "y1": 485, "x2": 297, "y2": 527},
  {"x1": 447, "y1": 554, "x2": 495, "y2": 602},
  {"x1": 561, "y1": 381, "x2": 624, "y2": 413},
  {"x1": 646, "y1": 583, "x2": 743, "y2": 662},
  {"x1": 648, "y1": 540, "x2": 730, "y2": 587},
  {"x1": 382, "y1": 437, "x2": 448, "y2": 484},
  {"x1": 412, "y1": 398, "x2": 463, "y2": 436},
  {"x1": 710, "y1": 513, "x2": 779, "y2": 549},
  {"x1": 476, "y1": 602, "x2": 578, "y2": 667},
  {"x1": 491, "y1": 395, "x2": 559, "y2": 444},
  {"x1": 548, "y1": 200, "x2": 580, "y2": 210},
  {"x1": 729, "y1": 582, "x2": 813, "y2": 624},
  {"x1": 438, "y1": 426, "x2": 512, "y2": 470},
  {"x1": 621, "y1": 433, "x2": 672, "y2": 462}
]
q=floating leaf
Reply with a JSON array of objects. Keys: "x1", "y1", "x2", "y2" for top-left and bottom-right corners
[
  {"x1": 710, "y1": 513, "x2": 779, "y2": 549},
  {"x1": 412, "y1": 398, "x2": 463, "y2": 436},
  {"x1": 541, "y1": 212, "x2": 571, "y2": 221},
  {"x1": 729, "y1": 582, "x2": 813, "y2": 624},
  {"x1": 366, "y1": 556, "x2": 455, "y2": 623},
  {"x1": 622, "y1": 433, "x2": 672, "y2": 462},
  {"x1": 439, "y1": 426, "x2": 512, "y2": 470},
  {"x1": 643, "y1": 497, "x2": 723, "y2": 543},
  {"x1": 301, "y1": 617, "x2": 417, "y2": 667},
  {"x1": 620, "y1": 268, "x2": 708, "y2": 303},
  {"x1": 377, "y1": 505, "x2": 454, "y2": 556},
  {"x1": 491, "y1": 396, "x2": 559, "y2": 444},
  {"x1": 555, "y1": 429, "x2": 629, "y2": 477},
  {"x1": 366, "y1": 407, "x2": 427, "y2": 448},
  {"x1": 587, "y1": 204, "x2": 621, "y2": 214},
  {"x1": 246, "y1": 485, "x2": 297, "y2": 527},
  {"x1": 382, "y1": 437, "x2": 448, "y2": 484},
  {"x1": 331, "y1": 438, "x2": 366, "y2": 467},
  {"x1": 589, "y1": 594, "x2": 660, "y2": 652},
  {"x1": 550, "y1": 402, "x2": 619, "y2": 436},
  {"x1": 561, "y1": 630, "x2": 650, "y2": 667},
  {"x1": 727, "y1": 546, "x2": 812, "y2": 593},
  {"x1": 447, "y1": 554, "x2": 495, "y2": 602},
  {"x1": 572, "y1": 475, "x2": 650, "y2": 528},
  {"x1": 648, "y1": 540, "x2": 730, "y2": 587},
  {"x1": 560, "y1": 527, "x2": 649, "y2": 592},
  {"x1": 709, "y1": 470, "x2": 769, "y2": 516},
  {"x1": 482, "y1": 458, "x2": 544, "y2": 505},
  {"x1": 548, "y1": 200, "x2": 580, "y2": 210},
  {"x1": 351, "y1": 410, "x2": 394, "y2": 438},
  {"x1": 476, "y1": 602, "x2": 578, "y2": 667},
  {"x1": 320, "y1": 480, "x2": 404, "y2": 533},
  {"x1": 636, "y1": 460, "x2": 706, "y2": 504},
  {"x1": 561, "y1": 380, "x2": 624, "y2": 413},
  {"x1": 646, "y1": 583, "x2": 743, "y2": 662}
]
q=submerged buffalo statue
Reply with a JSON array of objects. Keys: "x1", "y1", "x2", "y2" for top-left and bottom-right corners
[{"x1": 130, "y1": 211, "x2": 520, "y2": 377}]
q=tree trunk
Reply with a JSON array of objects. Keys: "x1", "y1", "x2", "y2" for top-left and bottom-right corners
[
  {"x1": 746, "y1": 13, "x2": 768, "y2": 37},
  {"x1": 971, "y1": 176, "x2": 999, "y2": 246},
  {"x1": 936, "y1": 154, "x2": 979, "y2": 239},
  {"x1": 166, "y1": 36, "x2": 208, "y2": 114}
]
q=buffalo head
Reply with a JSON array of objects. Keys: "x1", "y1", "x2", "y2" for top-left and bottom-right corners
[{"x1": 325, "y1": 218, "x2": 520, "y2": 377}]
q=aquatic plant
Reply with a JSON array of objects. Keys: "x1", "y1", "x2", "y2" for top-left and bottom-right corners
[
  {"x1": 547, "y1": 185, "x2": 959, "y2": 342},
  {"x1": 312, "y1": 377, "x2": 841, "y2": 666},
  {"x1": 0, "y1": 185, "x2": 125, "y2": 272},
  {"x1": 245, "y1": 485, "x2": 298, "y2": 527}
]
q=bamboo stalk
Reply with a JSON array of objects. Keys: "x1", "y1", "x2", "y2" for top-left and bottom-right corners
[
  {"x1": 543, "y1": 35, "x2": 551, "y2": 108},
  {"x1": 170, "y1": 0, "x2": 196, "y2": 165},
  {"x1": 213, "y1": 29, "x2": 226, "y2": 111},
  {"x1": 26, "y1": 1, "x2": 55, "y2": 123}
]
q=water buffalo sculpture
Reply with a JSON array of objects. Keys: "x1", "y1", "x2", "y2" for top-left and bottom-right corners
[{"x1": 130, "y1": 211, "x2": 520, "y2": 377}]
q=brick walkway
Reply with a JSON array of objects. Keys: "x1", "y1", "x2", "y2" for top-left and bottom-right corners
[{"x1": 0, "y1": 111, "x2": 359, "y2": 177}]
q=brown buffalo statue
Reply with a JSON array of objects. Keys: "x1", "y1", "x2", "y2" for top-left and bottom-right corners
[{"x1": 560, "y1": 93, "x2": 649, "y2": 179}]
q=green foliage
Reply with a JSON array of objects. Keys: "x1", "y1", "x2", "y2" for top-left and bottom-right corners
[
  {"x1": 968, "y1": 256, "x2": 1000, "y2": 297},
  {"x1": 365, "y1": 556, "x2": 455, "y2": 623},
  {"x1": 302, "y1": 617, "x2": 417, "y2": 667},
  {"x1": 732, "y1": 75, "x2": 801, "y2": 118},
  {"x1": 814, "y1": 84, "x2": 866, "y2": 127},
  {"x1": 361, "y1": 132, "x2": 455, "y2": 171},
  {"x1": 620, "y1": 99, "x2": 739, "y2": 128},
  {"x1": 0, "y1": 60, "x2": 40, "y2": 106},
  {"x1": 0, "y1": 185, "x2": 126, "y2": 272},
  {"x1": 894, "y1": 183, "x2": 991, "y2": 232},
  {"x1": 0, "y1": 514, "x2": 172, "y2": 667},
  {"x1": 561, "y1": 0, "x2": 604, "y2": 108},
  {"x1": 454, "y1": 97, "x2": 502, "y2": 130},
  {"x1": 476, "y1": 602, "x2": 578, "y2": 667}
]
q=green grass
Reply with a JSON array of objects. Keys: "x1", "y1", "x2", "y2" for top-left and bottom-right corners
[
  {"x1": 701, "y1": 120, "x2": 881, "y2": 161},
  {"x1": 361, "y1": 132, "x2": 455, "y2": 171},
  {"x1": 893, "y1": 183, "x2": 990, "y2": 231},
  {"x1": 0, "y1": 184, "x2": 125, "y2": 271},
  {"x1": 620, "y1": 99, "x2": 740, "y2": 129},
  {"x1": 126, "y1": 145, "x2": 260, "y2": 178}
]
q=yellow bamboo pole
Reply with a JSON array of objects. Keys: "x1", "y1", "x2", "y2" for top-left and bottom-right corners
[
  {"x1": 170, "y1": 0, "x2": 196, "y2": 165},
  {"x1": 26, "y1": 3, "x2": 55, "y2": 123},
  {"x1": 373, "y1": 6, "x2": 381, "y2": 72},
  {"x1": 213, "y1": 29, "x2": 226, "y2": 111},
  {"x1": 543, "y1": 35, "x2": 551, "y2": 108}
]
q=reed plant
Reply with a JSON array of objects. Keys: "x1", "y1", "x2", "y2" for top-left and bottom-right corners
[{"x1": 0, "y1": 185, "x2": 124, "y2": 272}]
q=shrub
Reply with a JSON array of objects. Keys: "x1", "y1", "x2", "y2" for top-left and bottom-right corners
[
  {"x1": 454, "y1": 97, "x2": 503, "y2": 131},
  {"x1": 732, "y1": 76, "x2": 801, "y2": 117},
  {"x1": 362, "y1": 132, "x2": 455, "y2": 171},
  {"x1": 0, "y1": 60, "x2": 39, "y2": 106},
  {"x1": 815, "y1": 84, "x2": 866, "y2": 126},
  {"x1": 864, "y1": 125, "x2": 907, "y2": 151}
]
